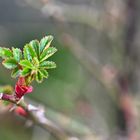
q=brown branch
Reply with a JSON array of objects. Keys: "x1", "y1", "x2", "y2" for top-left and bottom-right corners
[
  {"x1": 0, "y1": 93, "x2": 73, "y2": 140},
  {"x1": 118, "y1": 0, "x2": 139, "y2": 139},
  {"x1": 42, "y1": 1, "x2": 101, "y2": 29},
  {"x1": 61, "y1": 33, "x2": 119, "y2": 103}
]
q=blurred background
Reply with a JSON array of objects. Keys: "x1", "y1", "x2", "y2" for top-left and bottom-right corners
[{"x1": 0, "y1": 0, "x2": 140, "y2": 140}]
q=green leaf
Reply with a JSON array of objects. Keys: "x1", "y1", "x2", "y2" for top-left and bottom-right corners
[
  {"x1": 23, "y1": 44, "x2": 36, "y2": 61},
  {"x1": 29, "y1": 40, "x2": 40, "y2": 58},
  {"x1": 21, "y1": 68, "x2": 31, "y2": 76},
  {"x1": 0, "y1": 47, "x2": 13, "y2": 59},
  {"x1": 0, "y1": 36, "x2": 57, "y2": 83},
  {"x1": 12, "y1": 47, "x2": 22, "y2": 62},
  {"x1": 40, "y1": 61, "x2": 56, "y2": 69},
  {"x1": 39, "y1": 69, "x2": 48, "y2": 78},
  {"x1": 40, "y1": 47, "x2": 57, "y2": 62},
  {"x1": 23, "y1": 44, "x2": 32, "y2": 61},
  {"x1": 35, "y1": 71, "x2": 43, "y2": 83},
  {"x1": 25, "y1": 75, "x2": 35, "y2": 85},
  {"x1": 2, "y1": 58, "x2": 17, "y2": 69},
  {"x1": 19, "y1": 60, "x2": 34, "y2": 69},
  {"x1": 11, "y1": 67, "x2": 21, "y2": 78},
  {"x1": 40, "y1": 35, "x2": 53, "y2": 53},
  {"x1": 28, "y1": 44, "x2": 37, "y2": 58},
  {"x1": 32, "y1": 57, "x2": 39, "y2": 67}
]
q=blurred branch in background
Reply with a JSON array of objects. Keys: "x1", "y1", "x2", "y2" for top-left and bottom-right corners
[
  {"x1": 60, "y1": 33, "x2": 119, "y2": 103},
  {"x1": 41, "y1": 0, "x2": 122, "y2": 105},
  {"x1": 41, "y1": 0, "x2": 101, "y2": 30},
  {"x1": 118, "y1": 0, "x2": 139, "y2": 139},
  {"x1": 41, "y1": 0, "x2": 140, "y2": 139}
]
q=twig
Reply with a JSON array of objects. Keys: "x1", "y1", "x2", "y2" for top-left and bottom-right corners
[
  {"x1": 41, "y1": 1, "x2": 101, "y2": 29},
  {"x1": 0, "y1": 93, "x2": 71, "y2": 140},
  {"x1": 60, "y1": 33, "x2": 119, "y2": 103},
  {"x1": 118, "y1": 0, "x2": 139, "y2": 139}
]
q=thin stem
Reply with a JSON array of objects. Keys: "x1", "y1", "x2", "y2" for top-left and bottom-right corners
[{"x1": 0, "y1": 93, "x2": 71, "y2": 140}]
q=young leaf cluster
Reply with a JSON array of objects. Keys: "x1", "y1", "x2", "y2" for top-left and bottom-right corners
[{"x1": 0, "y1": 35, "x2": 57, "y2": 84}]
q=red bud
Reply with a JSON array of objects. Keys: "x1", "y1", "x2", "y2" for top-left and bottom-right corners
[{"x1": 15, "y1": 77, "x2": 33, "y2": 99}]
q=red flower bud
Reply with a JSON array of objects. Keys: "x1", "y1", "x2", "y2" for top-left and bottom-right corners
[{"x1": 15, "y1": 77, "x2": 33, "y2": 99}]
